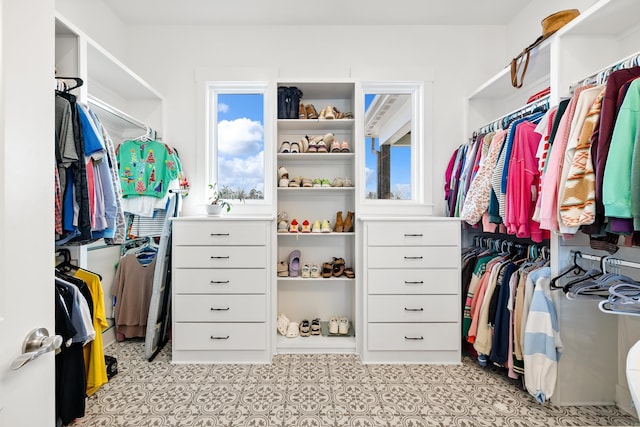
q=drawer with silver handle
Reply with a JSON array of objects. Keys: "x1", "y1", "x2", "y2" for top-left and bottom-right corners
[
  {"x1": 367, "y1": 221, "x2": 459, "y2": 246},
  {"x1": 173, "y1": 220, "x2": 268, "y2": 246},
  {"x1": 173, "y1": 322, "x2": 266, "y2": 350},
  {"x1": 367, "y1": 323, "x2": 459, "y2": 351},
  {"x1": 173, "y1": 246, "x2": 267, "y2": 268},
  {"x1": 173, "y1": 269, "x2": 266, "y2": 294},
  {"x1": 367, "y1": 246, "x2": 458, "y2": 269},
  {"x1": 367, "y1": 268, "x2": 458, "y2": 295},
  {"x1": 368, "y1": 294, "x2": 458, "y2": 322},
  {"x1": 174, "y1": 294, "x2": 266, "y2": 321}
]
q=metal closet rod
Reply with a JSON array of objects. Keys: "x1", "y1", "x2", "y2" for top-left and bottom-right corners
[
  {"x1": 571, "y1": 250, "x2": 640, "y2": 270},
  {"x1": 570, "y1": 49, "x2": 640, "y2": 91},
  {"x1": 475, "y1": 95, "x2": 550, "y2": 136},
  {"x1": 87, "y1": 95, "x2": 148, "y2": 130}
]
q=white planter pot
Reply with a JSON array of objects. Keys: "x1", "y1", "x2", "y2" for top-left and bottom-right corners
[{"x1": 205, "y1": 204, "x2": 224, "y2": 217}]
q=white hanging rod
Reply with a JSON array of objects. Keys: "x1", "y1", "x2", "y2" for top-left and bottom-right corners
[
  {"x1": 87, "y1": 95, "x2": 147, "y2": 130},
  {"x1": 569, "y1": 49, "x2": 640, "y2": 92}
]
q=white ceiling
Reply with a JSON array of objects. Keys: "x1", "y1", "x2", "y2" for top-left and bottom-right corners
[{"x1": 103, "y1": 0, "x2": 533, "y2": 26}]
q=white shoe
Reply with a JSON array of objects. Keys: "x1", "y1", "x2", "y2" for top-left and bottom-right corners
[
  {"x1": 329, "y1": 317, "x2": 339, "y2": 334},
  {"x1": 339, "y1": 317, "x2": 350, "y2": 335},
  {"x1": 286, "y1": 321, "x2": 299, "y2": 338},
  {"x1": 277, "y1": 313, "x2": 289, "y2": 336}
]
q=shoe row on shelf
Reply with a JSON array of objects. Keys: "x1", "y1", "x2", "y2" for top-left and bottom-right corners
[
  {"x1": 278, "y1": 134, "x2": 350, "y2": 154},
  {"x1": 277, "y1": 211, "x2": 354, "y2": 233},
  {"x1": 277, "y1": 313, "x2": 351, "y2": 338},
  {"x1": 277, "y1": 250, "x2": 355, "y2": 279},
  {"x1": 277, "y1": 86, "x2": 354, "y2": 121},
  {"x1": 277, "y1": 167, "x2": 353, "y2": 188}
]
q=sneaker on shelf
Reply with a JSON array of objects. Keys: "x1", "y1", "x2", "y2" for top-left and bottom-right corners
[
  {"x1": 320, "y1": 179, "x2": 331, "y2": 188},
  {"x1": 300, "y1": 219, "x2": 311, "y2": 233},
  {"x1": 328, "y1": 316, "x2": 339, "y2": 334},
  {"x1": 338, "y1": 317, "x2": 350, "y2": 335},
  {"x1": 311, "y1": 220, "x2": 322, "y2": 233},
  {"x1": 289, "y1": 219, "x2": 299, "y2": 233},
  {"x1": 310, "y1": 264, "x2": 321, "y2": 278},
  {"x1": 320, "y1": 219, "x2": 331, "y2": 233}
]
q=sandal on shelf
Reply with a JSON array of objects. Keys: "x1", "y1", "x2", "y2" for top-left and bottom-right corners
[
  {"x1": 301, "y1": 177, "x2": 313, "y2": 188},
  {"x1": 328, "y1": 316, "x2": 339, "y2": 334},
  {"x1": 279, "y1": 141, "x2": 291, "y2": 153},
  {"x1": 310, "y1": 264, "x2": 321, "y2": 278},
  {"x1": 311, "y1": 318, "x2": 321, "y2": 335},
  {"x1": 316, "y1": 140, "x2": 328, "y2": 153},
  {"x1": 290, "y1": 141, "x2": 300, "y2": 153},
  {"x1": 277, "y1": 261, "x2": 289, "y2": 277},
  {"x1": 340, "y1": 140, "x2": 350, "y2": 152},
  {"x1": 277, "y1": 211, "x2": 289, "y2": 232},
  {"x1": 331, "y1": 177, "x2": 344, "y2": 188},
  {"x1": 344, "y1": 267, "x2": 355, "y2": 279},
  {"x1": 323, "y1": 133, "x2": 335, "y2": 146},
  {"x1": 289, "y1": 176, "x2": 301, "y2": 187},
  {"x1": 330, "y1": 140, "x2": 342, "y2": 153},
  {"x1": 332, "y1": 257, "x2": 345, "y2": 277},
  {"x1": 278, "y1": 166, "x2": 289, "y2": 187},
  {"x1": 300, "y1": 136, "x2": 309, "y2": 153},
  {"x1": 342, "y1": 177, "x2": 353, "y2": 187},
  {"x1": 289, "y1": 249, "x2": 301, "y2": 277},
  {"x1": 301, "y1": 264, "x2": 311, "y2": 278},
  {"x1": 305, "y1": 104, "x2": 318, "y2": 119},
  {"x1": 307, "y1": 136, "x2": 319, "y2": 153},
  {"x1": 322, "y1": 262, "x2": 333, "y2": 278},
  {"x1": 286, "y1": 321, "x2": 299, "y2": 338},
  {"x1": 277, "y1": 313, "x2": 290, "y2": 336},
  {"x1": 299, "y1": 319, "x2": 311, "y2": 337},
  {"x1": 324, "y1": 106, "x2": 335, "y2": 120}
]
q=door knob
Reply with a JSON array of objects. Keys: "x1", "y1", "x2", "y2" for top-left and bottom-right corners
[{"x1": 11, "y1": 328, "x2": 63, "y2": 370}]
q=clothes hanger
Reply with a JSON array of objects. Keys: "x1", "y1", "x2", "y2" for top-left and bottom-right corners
[
  {"x1": 55, "y1": 77, "x2": 84, "y2": 92},
  {"x1": 55, "y1": 248, "x2": 102, "y2": 280},
  {"x1": 550, "y1": 250, "x2": 588, "y2": 290}
]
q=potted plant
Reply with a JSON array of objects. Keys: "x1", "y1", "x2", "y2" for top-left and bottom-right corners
[{"x1": 206, "y1": 183, "x2": 232, "y2": 216}]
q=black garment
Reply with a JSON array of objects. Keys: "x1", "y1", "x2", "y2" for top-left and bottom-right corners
[
  {"x1": 490, "y1": 262, "x2": 519, "y2": 365},
  {"x1": 55, "y1": 285, "x2": 86, "y2": 426}
]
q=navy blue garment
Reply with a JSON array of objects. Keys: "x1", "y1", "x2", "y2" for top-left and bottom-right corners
[{"x1": 490, "y1": 262, "x2": 519, "y2": 366}]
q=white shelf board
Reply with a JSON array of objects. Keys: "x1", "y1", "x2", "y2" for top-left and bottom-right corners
[
  {"x1": 277, "y1": 187, "x2": 355, "y2": 193},
  {"x1": 277, "y1": 276, "x2": 355, "y2": 282},
  {"x1": 556, "y1": 0, "x2": 640, "y2": 37},
  {"x1": 277, "y1": 232, "x2": 355, "y2": 237},
  {"x1": 469, "y1": 40, "x2": 551, "y2": 101},
  {"x1": 276, "y1": 334, "x2": 356, "y2": 353},
  {"x1": 278, "y1": 118, "x2": 354, "y2": 131},
  {"x1": 87, "y1": 41, "x2": 162, "y2": 101}
]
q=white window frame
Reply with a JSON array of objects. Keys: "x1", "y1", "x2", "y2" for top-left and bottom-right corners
[{"x1": 202, "y1": 80, "x2": 274, "y2": 216}]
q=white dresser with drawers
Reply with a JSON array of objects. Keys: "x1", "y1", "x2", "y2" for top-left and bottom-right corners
[
  {"x1": 171, "y1": 217, "x2": 271, "y2": 363},
  {"x1": 362, "y1": 218, "x2": 461, "y2": 363}
]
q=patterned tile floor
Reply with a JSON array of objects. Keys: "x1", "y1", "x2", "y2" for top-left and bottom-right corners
[{"x1": 71, "y1": 340, "x2": 640, "y2": 427}]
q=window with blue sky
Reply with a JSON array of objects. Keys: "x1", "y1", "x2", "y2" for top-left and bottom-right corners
[
  {"x1": 216, "y1": 93, "x2": 265, "y2": 200},
  {"x1": 364, "y1": 93, "x2": 412, "y2": 200}
]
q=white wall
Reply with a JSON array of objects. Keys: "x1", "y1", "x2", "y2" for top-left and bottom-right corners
[
  {"x1": 505, "y1": 0, "x2": 599, "y2": 59},
  {"x1": 114, "y1": 24, "x2": 506, "y2": 216},
  {"x1": 55, "y1": 0, "x2": 127, "y2": 60}
]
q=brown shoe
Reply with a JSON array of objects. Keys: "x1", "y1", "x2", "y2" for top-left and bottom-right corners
[
  {"x1": 343, "y1": 211, "x2": 354, "y2": 232},
  {"x1": 298, "y1": 102, "x2": 306, "y2": 119},
  {"x1": 305, "y1": 104, "x2": 318, "y2": 119},
  {"x1": 333, "y1": 211, "x2": 344, "y2": 232}
]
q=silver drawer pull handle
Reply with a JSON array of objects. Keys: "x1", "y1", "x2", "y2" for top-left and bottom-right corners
[
  {"x1": 404, "y1": 281, "x2": 424, "y2": 284},
  {"x1": 210, "y1": 233, "x2": 230, "y2": 236},
  {"x1": 210, "y1": 307, "x2": 230, "y2": 311},
  {"x1": 210, "y1": 336, "x2": 230, "y2": 340},
  {"x1": 405, "y1": 336, "x2": 424, "y2": 340},
  {"x1": 404, "y1": 307, "x2": 424, "y2": 312},
  {"x1": 210, "y1": 256, "x2": 230, "y2": 259},
  {"x1": 210, "y1": 280, "x2": 230, "y2": 284},
  {"x1": 404, "y1": 256, "x2": 423, "y2": 260},
  {"x1": 404, "y1": 233, "x2": 423, "y2": 237}
]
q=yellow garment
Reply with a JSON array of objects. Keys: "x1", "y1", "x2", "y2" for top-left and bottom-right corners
[{"x1": 75, "y1": 269, "x2": 109, "y2": 396}]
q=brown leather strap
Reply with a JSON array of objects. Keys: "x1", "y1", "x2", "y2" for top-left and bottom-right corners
[{"x1": 511, "y1": 48, "x2": 531, "y2": 89}]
